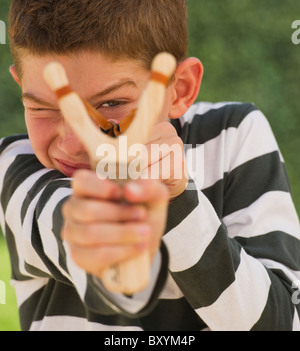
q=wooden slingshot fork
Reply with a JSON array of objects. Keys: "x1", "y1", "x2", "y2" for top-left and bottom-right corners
[{"x1": 43, "y1": 52, "x2": 177, "y2": 294}]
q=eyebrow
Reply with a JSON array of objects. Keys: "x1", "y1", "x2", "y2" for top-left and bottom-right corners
[
  {"x1": 22, "y1": 92, "x2": 56, "y2": 108},
  {"x1": 90, "y1": 80, "x2": 137, "y2": 101},
  {"x1": 22, "y1": 79, "x2": 138, "y2": 107}
]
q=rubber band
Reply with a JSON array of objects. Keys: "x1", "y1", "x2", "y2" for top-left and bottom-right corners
[
  {"x1": 150, "y1": 71, "x2": 169, "y2": 86},
  {"x1": 55, "y1": 85, "x2": 73, "y2": 99},
  {"x1": 54, "y1": 85, "x2": 136, "y2": 137},
  {"x1": 53, "y1": 72, "x2": 167, "y2": 136}
]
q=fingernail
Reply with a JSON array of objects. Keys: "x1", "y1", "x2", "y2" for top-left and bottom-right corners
[{"x1": 126, "y1": 182, "x2": 143, "y2": 197}]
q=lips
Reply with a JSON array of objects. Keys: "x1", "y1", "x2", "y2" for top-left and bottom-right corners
[{"x1": 56, "y1": 159, "x2": 90, "y2": 177}]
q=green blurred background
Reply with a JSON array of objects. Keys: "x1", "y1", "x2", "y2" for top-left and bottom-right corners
[{"x1": 0, "y1": 0, "x2": 299, "y2": 331}]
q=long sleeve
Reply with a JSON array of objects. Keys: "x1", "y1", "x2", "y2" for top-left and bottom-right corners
[
  {"x1": 166, "y1": 102, "x2": 300, "y2": 330},
  {"x1": 2, "y1": 101, "x2": 299, "y2": 331},
  {"x1": 0, "y1": 135, "x2": 168, "y2": 330}
]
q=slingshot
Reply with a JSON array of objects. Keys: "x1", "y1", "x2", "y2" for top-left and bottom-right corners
[{"x1": 43, "y1": 52, "x2": 176, "y2": 294}]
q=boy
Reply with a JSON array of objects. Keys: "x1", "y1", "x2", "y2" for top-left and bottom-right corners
[{"x1": 1, "y1": 0, "x2": 300, "y2": 331}]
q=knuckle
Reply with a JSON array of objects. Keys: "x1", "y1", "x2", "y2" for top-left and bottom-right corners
[
  {"x1": 160, "y1": 121, "x2": 176, "y2": 134},
  {"x1": 81, "y1": 226, "x2": 97, "y2": 244},
  {"x1": 80, "y1": 203, "x2": 97, "y2": 222},
  {"x1": 122, "y1": 223, "x2": 151, "y2": 243},
  {"x1": 72, "y1": 202, "x2": 87, "y2": 221},
  {"x1": 116, "y1": 204, "x2": 128, "y2": 221},
  {"x1": 120, "y1": 224, "x2": 138, "y2": 242},
  {"x1": 72, "y1": 170, "x2": 90, "y2": 190},
  {"x1": 61, "y1": 199, "x2": 71, "y2": 218},
  {"x1": 70, "y1": 199, "x2": 99, "y2": 222},
  {"x1": 169, "y1": 135, "x2": 184, "y2": 148},
  {"x1": 94, "y1": 247, "x2": 119, "y2": 269}
]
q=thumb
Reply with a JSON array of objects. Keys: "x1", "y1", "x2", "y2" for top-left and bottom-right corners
[{"x1": 123, "y1": 179, "x2": 169, "y2": 208}]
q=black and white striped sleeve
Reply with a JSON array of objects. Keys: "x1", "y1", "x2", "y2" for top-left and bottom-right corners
[
  {"x1": 166, "y1": 103, "x2": 300, "y2": 330},
  {"x1": 0, "y1": 135, "x2": 167, "y2": 320}
]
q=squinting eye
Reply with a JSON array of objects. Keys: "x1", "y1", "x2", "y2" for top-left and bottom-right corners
[{"x1": 29, "y1": 108, "x2": 58, "y2": 112}]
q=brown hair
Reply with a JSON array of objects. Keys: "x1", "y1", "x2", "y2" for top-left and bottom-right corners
[{"x1": 9, "y1": 0, "x2": 188, "y2": 77}]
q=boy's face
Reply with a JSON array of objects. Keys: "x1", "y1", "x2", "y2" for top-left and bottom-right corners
[{"x1": 13, "y1": 51, "x2": 174, "y2": 177}]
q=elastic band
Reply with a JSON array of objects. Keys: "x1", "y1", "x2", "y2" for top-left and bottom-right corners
[
  {"x1": 55, "y1": 85, "x2": 73, "y2": 99},
  {"x1": 54, "y1": 85, "x2": 136, "y2": 137},
  {"x1": 150, "y1": 71, "x2": 169, "y2": 86}
]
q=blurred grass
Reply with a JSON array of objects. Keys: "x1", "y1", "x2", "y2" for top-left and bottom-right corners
[{"x1": 0, "y1": 0, "x2": 299, "y2": 331}]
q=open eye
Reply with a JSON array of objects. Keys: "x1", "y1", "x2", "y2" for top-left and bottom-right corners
[
  {"x1": 95, "y1": 99, "x2": 136, "y2": 120},
  {"x1": 99, "y1": 100, "x2": 126, "y2": 108}
]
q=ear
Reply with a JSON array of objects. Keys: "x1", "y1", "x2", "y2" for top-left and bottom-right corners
[
  {"x1": 169, "y1": 57, "x2": 203, "y2": 119},
  {"x1": 9, "y1": 65, "x2": 21, "y2": 86}
]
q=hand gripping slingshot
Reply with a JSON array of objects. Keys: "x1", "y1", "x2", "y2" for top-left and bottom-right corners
[{"x1": 43, "y1": 52, "x2": 177, "y2": 294}]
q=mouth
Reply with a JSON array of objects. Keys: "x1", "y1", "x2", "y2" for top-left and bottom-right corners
[{"x1": 56, "y1": 159, "x2": 91, "y2": 177}]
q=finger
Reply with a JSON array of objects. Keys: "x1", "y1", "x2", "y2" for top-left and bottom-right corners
[
  {"x1": 62, "y1": 221, "x2": 151, "y2": 247},
  {"x1": 146, "y1": 121, "x2": 178, "y2": 144},
  {"x1": 62, "y1": 197, "x2": 147, "y2": 223},
  {"x1": 145, "y1": 132, "x2": 184, "y2": 168},
  {"x1": 72, "y1": 169, "x2": 123, "y2": 200},
  {"x1": 67, "y1": 241, "x2": 150, "y2": 276},
  {"x1": 142, "y1": 148, "x2": 186, "y2": 181}
]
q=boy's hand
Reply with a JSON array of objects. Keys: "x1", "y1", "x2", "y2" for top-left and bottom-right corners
[
  {"x1": 143, "y1": 122, "x2": 188, "y2": 200},
  {"x1": 61, "y1": 170, "x2": 168, "y2": 279}
]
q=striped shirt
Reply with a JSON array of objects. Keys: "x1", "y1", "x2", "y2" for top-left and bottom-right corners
[{"x1": 0, "y1": 102, "x2": 300, "y2": 331}]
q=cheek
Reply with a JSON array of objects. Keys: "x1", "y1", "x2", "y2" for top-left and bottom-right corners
[{"x1": 25, "y1": 114, "x2": 58, "y2": 168}]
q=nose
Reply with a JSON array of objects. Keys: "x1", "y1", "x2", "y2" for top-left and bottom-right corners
[{"x1": 57, "y1": 120, "x2": 86, "y2": 157}]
